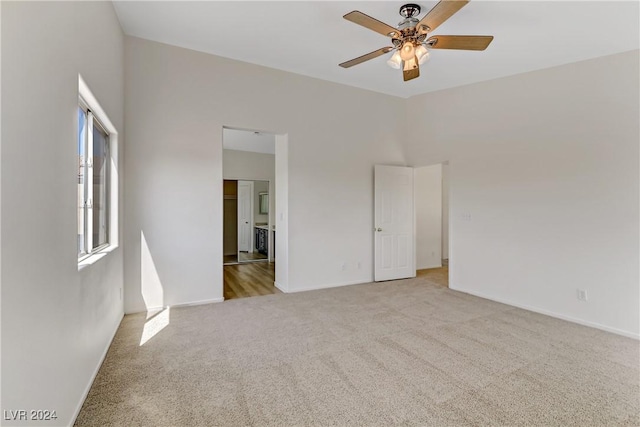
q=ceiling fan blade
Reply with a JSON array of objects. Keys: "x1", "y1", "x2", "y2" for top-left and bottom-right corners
[
  {"x1": 343, "y1": 11, "x2": 400, "y2": 38},
  {"x1": 427, "y1": 35, "x2": 494, "y2": 50},
  {"x1": 417, "y1": 0, "x2": 469, "y2": 33},
  {"x1": 339, "y1": 47, "x2": 394, "y2": 68},
  {"x1": 403, "y1": 67, "x2": 420, "y2": 82},
  {"x1": 403, "y1": 57, "x2": 420, "y2": 81}
]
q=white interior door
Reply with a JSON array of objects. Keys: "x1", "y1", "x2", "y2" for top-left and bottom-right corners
[
  {"x1": 237, "y1": 180, "x2": 253, "y2": 253},
  {"x1": 374, "y1": 165, "x2": 415, "y2": 281}
]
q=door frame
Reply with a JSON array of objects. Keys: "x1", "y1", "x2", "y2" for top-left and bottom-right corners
[{"x1": 221, "y1": 126, "x2": 289, "y2": 296}]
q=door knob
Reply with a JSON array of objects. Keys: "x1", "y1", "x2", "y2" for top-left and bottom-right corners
[{"x1": 376, "y1": 228, "x2": 382, "y2": 232}]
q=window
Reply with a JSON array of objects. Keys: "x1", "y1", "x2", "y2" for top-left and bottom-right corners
[
  {"x1": 77, "y1": 99, "x2": 110, "y2": 259},
  {"x1": 77, "y1": 75, "x2": 119, "y2": 267}
]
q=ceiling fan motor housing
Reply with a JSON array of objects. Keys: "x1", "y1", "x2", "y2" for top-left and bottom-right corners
[
  {"x1": 399, "y1": 4, "x2": 421, "y2": 18},
  {"x1": 393, "y1": 23, "x2": 426, "y2": 48},
  {"x1": 391, "y1": 4, "x2": 429, "y2": 47}
]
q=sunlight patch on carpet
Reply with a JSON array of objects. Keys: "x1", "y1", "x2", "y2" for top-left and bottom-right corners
[{"x1": 140, "y1": 307, "x2": 170, "y2": 346}]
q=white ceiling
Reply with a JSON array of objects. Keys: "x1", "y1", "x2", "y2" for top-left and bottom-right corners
[
  {"x1": 113, "y1": 1, "x2": 639, "y2": 98},
  {"x1": 223, "y1": 128, "x2": 276, "y2": 154}
]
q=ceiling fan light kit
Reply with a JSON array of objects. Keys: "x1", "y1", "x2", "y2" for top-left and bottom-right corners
[
  {"x1": 415, "y1": 44, "x2": 430, "y2": 64},
  {"x1": 339, "y1": 0, "x2": 493, "y2": 82},
  {"x1": 387, "y1": 51, "x2": 403, "y2": 69},
  {"x1": 400, "y1": 41, "x2": 416, "y2": 61}
]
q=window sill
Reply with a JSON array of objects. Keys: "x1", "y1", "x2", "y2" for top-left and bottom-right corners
[{"x1": 78, "y1": 244, "x2": 118, "y2": 271}]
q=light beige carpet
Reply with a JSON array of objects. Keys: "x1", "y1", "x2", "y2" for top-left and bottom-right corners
[{"x1": 76, "y1": 277, "x2": 639, "y2": 426}]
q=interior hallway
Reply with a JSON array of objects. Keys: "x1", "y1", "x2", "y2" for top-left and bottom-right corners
[{"x1": 224, "y1": 262, "x2": 279, "y2": 300}]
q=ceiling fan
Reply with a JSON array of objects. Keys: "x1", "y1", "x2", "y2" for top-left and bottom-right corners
[{"x1": 339, "y1": 0, "x2": 493, "y2": 82}]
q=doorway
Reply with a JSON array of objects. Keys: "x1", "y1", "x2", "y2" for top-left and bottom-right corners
[
  {"x1": 222, "y1": 127, "x2": 283, "y2": 300},
  {"x1": 414, "y1": 162, "x2": 449, "y2": 287}
]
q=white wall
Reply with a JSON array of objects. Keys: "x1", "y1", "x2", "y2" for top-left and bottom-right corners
[
  {"x1": 223, "y1": 149, "x2": 275, "y2": 182},
  {"x1": 275, "y1": 134, "x2": 289, "y2": 287},
  {"x1": 1, "y1": 2, "x2": 124, "y2": 425},
  {"x1": 405, "y1": 50, "x2": 640, "y2": 337},
  {"x1": 123, "y1": 37, "x2": 406, "y2": 312},
  {"x1": 223, "y1": 128, "x2": 275, "y2": 154},
  {"x1": 415, "y1": 164, "x2": 442, "y2": 270},
  {"x1": 442, "y1": 163, "x2": 449, "y2": 260}
]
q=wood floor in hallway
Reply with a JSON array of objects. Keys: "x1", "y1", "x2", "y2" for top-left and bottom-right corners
[
  {"x1": 416, "y1": 265, "x2": 449, "y2": 287},
  {"x1": 224, "y1": 261, "x2": 279, "y2": 300}
]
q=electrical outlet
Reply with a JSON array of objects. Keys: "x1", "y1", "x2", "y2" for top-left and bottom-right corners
[
  {"x1": 341, "y1": 263, "x2": 347, "y2": 271},
  {"x1": 357, "y1": 261, "x2": 362, "y2": 270},
  {"x1": 120, "y1": 287, "x2": 123, "y2": 300},
  {"x1": 577, "y1": 289, "x2": 588, "y2": 301},
  {"x1": 462, "y1": 212, "x2": 472, "y2": 221}
]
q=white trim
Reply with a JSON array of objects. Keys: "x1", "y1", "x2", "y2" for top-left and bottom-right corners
[
  {"x1": 274, "y1": 134, "x2": 288, "y2": 292},
  {"x1": 450, "y1": 285, "x2": 640, "y2": 340},
  {"x1": 221, "y1": 128, "x2": 288, "y2": 297},
  {"x1": 274, "y1": 281, "x2": 288, "y2": 293},
  {"x1": 86, "y1": 111, "x2": 95, "y2": 251},
  {"x1": 126, "y1": 298, "x2": 225, "y2": 314},
  {"x1": 79, "y1": 75, "x2": 117, "y2": 134},
  {"x1": 78, "y1": 74, "x2": 119, "y2": 268},
  {"x1": 286, "y1": 279, "x2": 372, "y2": 294},
  {"x1": 417, "y1": 262, "x2": 443, "y2": 270},
  {"x1": 78, "y1": 244, "x2": 119, "y2": 271},
  {"x1": 71, "y1": 311, "x2": 124, "y2": 426},
  {"x1": 224, "y1": 176, "x2": 272, "y2": 182},
  {"x1": 170, "y1": 298, "x2": 225, "y2": 308}
]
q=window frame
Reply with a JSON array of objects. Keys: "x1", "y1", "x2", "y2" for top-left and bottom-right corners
[
  {"x1": 78, "y1": 98, "x2": 111, "y2": 260},
  {"x1": 77, "y1": 75, "x2": 119, "y2": 268}
]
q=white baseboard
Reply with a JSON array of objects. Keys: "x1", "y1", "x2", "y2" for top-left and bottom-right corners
[
  {"x1": 71, "y1": 310, "x2": 124, "y2": 425},
  {"x1": 170, "y1": 297, "x2": 224, "y2": 308},
  {"x1": 274, "y1": 281, "x2": 288, "y2": 293},
  {"x1": 451, "y1": 285, "x2": 640, "y2": 340},
  {"x1": 126, "y1": 298, "x2": 225, "y2": 314},
  {"x1": 287, "y1": 279, "x2": 370, "y2": 294},
  {"x1": 417, "y1": 262, "x2": 442, "y2": 270}
]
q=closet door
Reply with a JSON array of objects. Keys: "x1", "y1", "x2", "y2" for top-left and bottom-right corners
[{"x1": 237, "y1": 181, "x2": 253, "y2": 253}]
